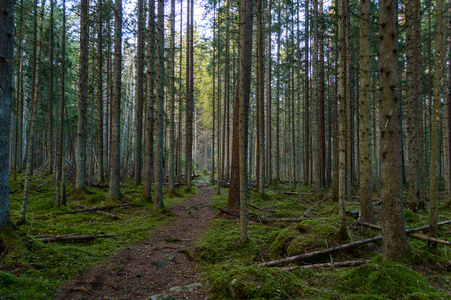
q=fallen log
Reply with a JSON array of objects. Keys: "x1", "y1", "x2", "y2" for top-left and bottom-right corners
[
  {"x1": 359, "y1": 220, "x2": 451, "y2": 234},
  {"x1": 280, "y1": 259, "x2": 369, "y2": 271},
  {"x1": 257, "y1": 235, "x2": 382, "y2": 267},
  {"x1": 219, "y1": 207, "x2": 240, "y2": 217},
  {"x1": 259, "y1": 220, "x2": 451, "y2": 267},
  {"x1": 36, "y1": 234, "x2": 116, "y2": 243},
  {"x1": 56, "y1": 203, "x2": 132, "y2": 215},
  {"x1": 358, "y1": 221, "x2": 451, "y2": 246}
]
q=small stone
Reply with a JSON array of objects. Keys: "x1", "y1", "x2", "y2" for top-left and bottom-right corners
[
  {"x1": 166, "y1": 254, "x2": 175, "y2": 261},
  {"x1": 151, "y1": 260, "x2": 165, "y2": 268},
  {"x1": 231, "y1": 278, "x2": 237, "y2": 286},
  {"x1": 146, "y1": 294, "x2": 176, "y2": 300},
  {"x1": 170, "y1": 283, "x2": 203, "y2": 293}
]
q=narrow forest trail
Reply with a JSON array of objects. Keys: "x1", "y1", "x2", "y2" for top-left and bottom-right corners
[{"x1": 55, "y1": 183, "x2": 216, "y2": 300}]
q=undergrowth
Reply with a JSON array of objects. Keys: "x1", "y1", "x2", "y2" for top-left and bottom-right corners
[
  {"x1": 198, "y1": 184, "x2": 451, "y2": 299},
  {"x1": 1, "y1": 174, "x2": 197, "y2": 299}
]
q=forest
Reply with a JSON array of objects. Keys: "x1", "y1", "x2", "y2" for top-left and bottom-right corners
[{"x1": 1, "y1": 0, "x2": 451, "y2": 298}]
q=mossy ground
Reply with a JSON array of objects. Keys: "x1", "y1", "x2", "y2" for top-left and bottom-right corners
[
  {"x1": 198, "y1": 183, "x2": 451, "y2": 299},
  {"x1": 1, "y1": 174, "x2": 198, "y2": 299}
]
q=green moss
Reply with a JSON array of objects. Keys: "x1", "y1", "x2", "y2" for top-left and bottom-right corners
[
  {"x1": 269, "y1": 228, "x2": 298, "y2": 259},
  {"x1": 404, "y1": 209, "x2": 419, "y2": 223},
  {"x1": 341, "y1": 262, "x2": 448, "y2": 299}
]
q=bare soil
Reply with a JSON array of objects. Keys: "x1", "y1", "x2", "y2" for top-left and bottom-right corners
[{"x1": 55, "y1": 183, "x2": 216, "y2": 300}]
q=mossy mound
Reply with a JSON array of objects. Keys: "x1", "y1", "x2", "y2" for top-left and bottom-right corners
[
  {"x1": 341, "y1": 261, "x2": 448, "y2": 299},
  {"x1": 0, "y1": 223, "x2": 40, "y2": 269},
  {"x1": 207, "y1": 265, "x2": 305, "y2": 299}
]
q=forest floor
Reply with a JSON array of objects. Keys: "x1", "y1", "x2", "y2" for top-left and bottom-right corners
[
  {"x1": 55, "y1": 183, "x2": 216, "y2": 300},
  {"x1": 2, "y1": 174, "x2": 451, "y2": 299}
]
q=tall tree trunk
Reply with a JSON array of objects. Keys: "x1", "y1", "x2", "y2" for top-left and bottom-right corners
[
  {"x1": 256, "y1": 0, "x2": 265, "y2": 195},
  {"x1": 154, "y1": 0, "x2": 165, "y2": 208},
  {"x1": 275, "y1": 0, "x2": 281, "y2": 182},
  {"x1": 19, "y1": 0, "x2": 46, "y2": 225},
  {"x1": 212, "y1": 0, "x2": 216, "y2": 185},
  {"x1": 134, "y1": 0, "x2": 144, "y2": 184},
  {"x1": 379, "y1": 0, "x2": 409, "y2": 260},
  {"x1": 168, "y1": 0, "x2": 176, "y2": 194},
  {"x1": 312, "y1": 0, "x2": 320, "y2": 194},
  {"x1": 56, "y1": 0, "x2": 67, "y2": 206},
  {"x1": 109, "y1": 0, "x2": 122, "y2": 200},
  {"x1": 359, "y1": 0, "x2": 373, "y2": 223},
  {"x1": 319, "y1": 0, "x2": 325, "y2": 188},
  {"x1": 143, "y1": 0, "x2": 155, "y2": 201},
  {"x1": 304, "y1": 0, "x2": 310, "y2": 188},
  {"x1": 430, "y1": 0, "x2": 445, "y2": 243},
  {"x1": 76, "y1": 0, "x2": 89, "y2": 191},
  {"x1": 337, "y1": 0, "x2": 348, "y2": 239},
  {"x1": 47, "y1": 0, "x2": 54, "y2": 175},
  {"x1": 185, "y1": 0, "x2": 192, "y2": 190},
  {"x1": 266, "y1": 0, "x2": 272, "y2": 184},
  {"x1": 0, "y1": 0, "x2": 14, "y2": 228},
  {"x1": 97, "y1": 0, "x2": 104, "y2": 184},
  {"x1": 238, "y1": 0, "x2": 254, "y2": 243}
]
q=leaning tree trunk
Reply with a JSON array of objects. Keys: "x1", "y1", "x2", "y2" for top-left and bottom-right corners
[{"x1": 19, "y1": 0, "x2": 46, "y2": 225}]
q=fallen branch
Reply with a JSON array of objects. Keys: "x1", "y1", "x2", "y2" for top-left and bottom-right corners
[
  {"x1": 358, "y1": 221, "x2": 451, "y2": 246},
  {"x1": 56, "y1": 203, "x2": 132, "y2": 215},
  {"x1": 249, "y1": 204, "x2": 276, "y2": 214},
  {"x1": 250, "y1": 216, "x2": 310, "y2": 223},
  {"x1": 408, "y1": 233, "x2": 451, "y2": 246},
  {"x1": 283, "y1": 191, "x2": 310, "y2": 196},
  {"x1": 74, "y1": 205, "x2": 119, "y2": 220},
  {"x1": 280, "y1": 260, "x2": 369, "y2": 271},
  {"x1": 36, "y1": 234, "x2": 116, "y2": 243}
]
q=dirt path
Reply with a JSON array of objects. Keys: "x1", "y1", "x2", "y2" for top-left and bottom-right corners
[{"x1": 55, "y1": 183, "x2": 216, "y2": 300}]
